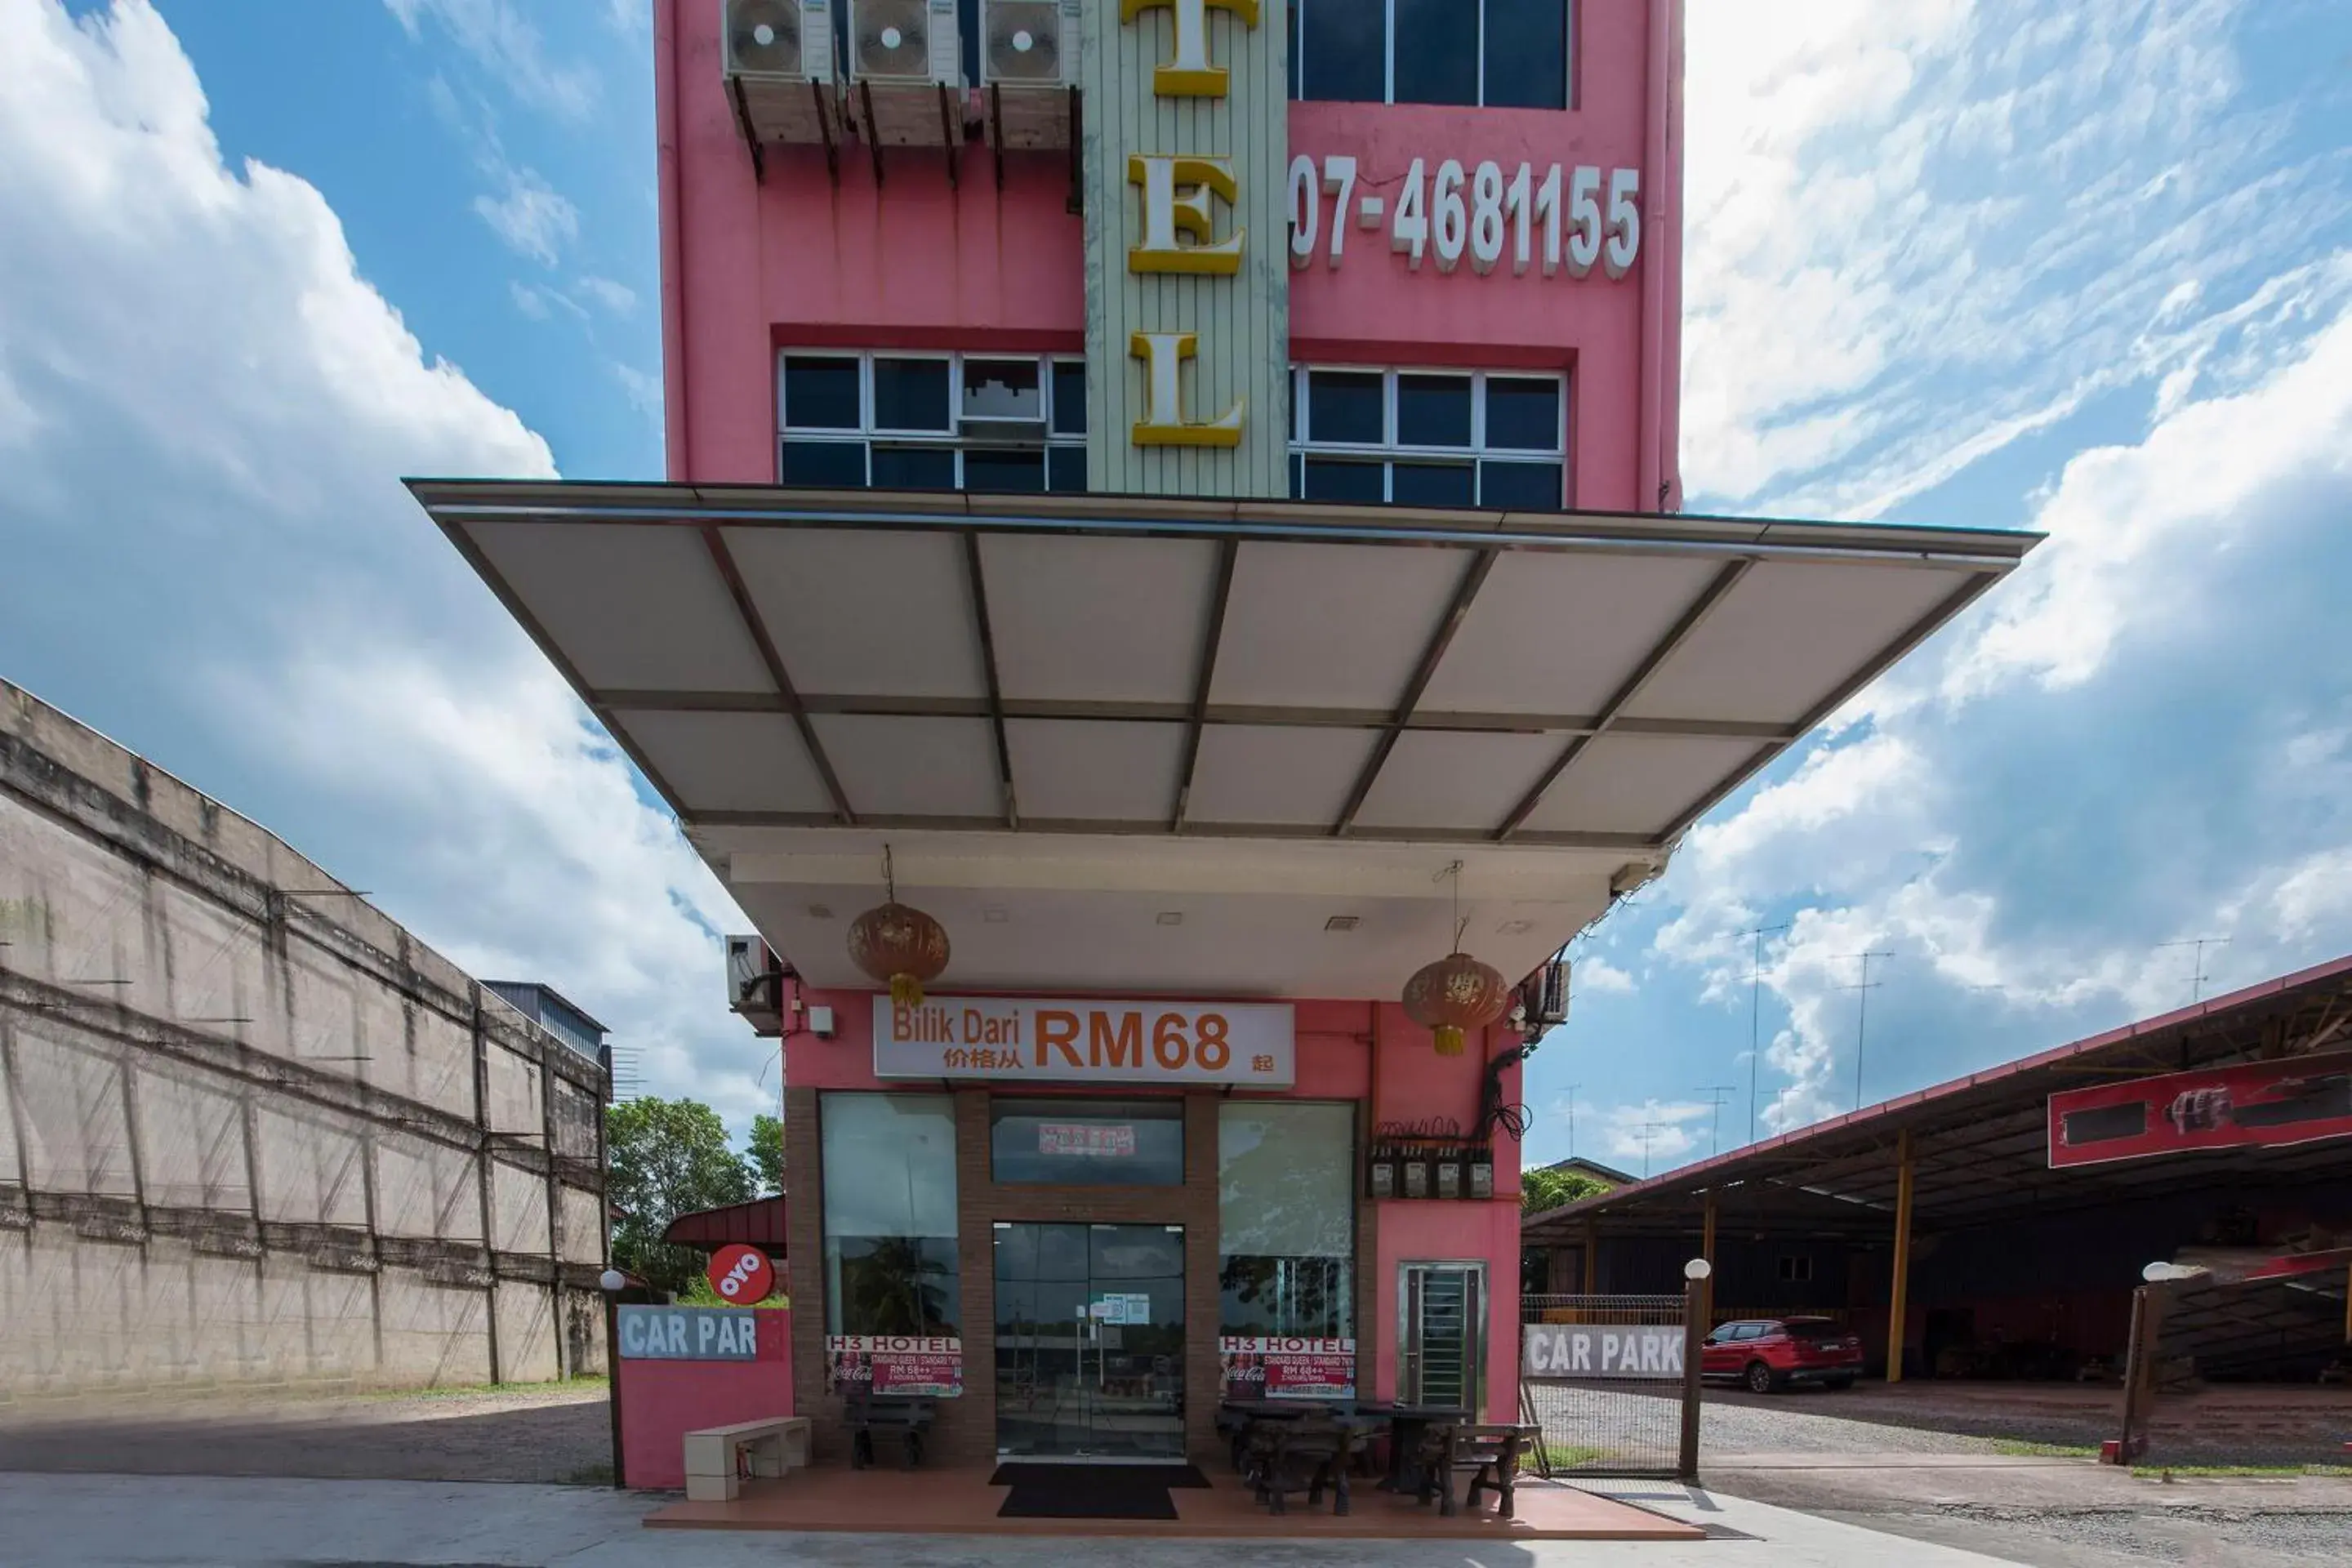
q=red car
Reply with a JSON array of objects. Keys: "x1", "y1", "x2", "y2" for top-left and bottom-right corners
[{"x1": 1700, "y1": 1317, "x2": 1864, "y2": 1393}]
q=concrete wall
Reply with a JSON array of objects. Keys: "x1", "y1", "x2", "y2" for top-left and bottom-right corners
[{"x1": 0, "y1": 675, "x2": 610, "y2": 1401}]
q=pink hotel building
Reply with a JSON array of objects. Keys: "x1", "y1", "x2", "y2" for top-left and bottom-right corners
[{"x1": 412, "y1": 0, "x2": 2033, "y2": 1476}]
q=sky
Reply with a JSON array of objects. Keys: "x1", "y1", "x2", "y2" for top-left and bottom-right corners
[{"x1": 2, "y1": 0, "x2": 2350, "y2": 1167}]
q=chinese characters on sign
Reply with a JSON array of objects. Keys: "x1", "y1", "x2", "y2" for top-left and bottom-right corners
[
  {"x1": 1040, "y1": 1122, "x2": 1138, "y2": 1158},
  {"x1": 873, "y1": 996, "x2": 1295, "y2": 1086},
  {"x1": 826, "y1": 1335, "x2": 964, "y2": 1398},
  {"x1": 1219, "y1": 1335, "x2": 1356, "y2": 1399}
]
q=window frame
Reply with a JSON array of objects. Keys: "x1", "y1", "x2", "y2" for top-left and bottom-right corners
[
  {"x1": 777, "y1": 349, "x2": 1089, "y2": 491},
  {"x1": 1289, "y1": 364, "x2": 1568, "y2": 510},
  {"x1": 1290, "y1": 0, "x2": 1575, "y2": 111}
]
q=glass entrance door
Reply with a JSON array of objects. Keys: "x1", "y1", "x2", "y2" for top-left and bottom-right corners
[{"x1": 994, "y1": 1222, "x2": 1185, "y2": 1457}]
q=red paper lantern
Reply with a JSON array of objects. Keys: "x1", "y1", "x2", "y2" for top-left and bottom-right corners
[
  {"x1": 848, "y1": 900, "x2": 950, "y2": 1008},
  {"x1": 1402, "y1": 951, "x2": 1511, "y2": 1057}
]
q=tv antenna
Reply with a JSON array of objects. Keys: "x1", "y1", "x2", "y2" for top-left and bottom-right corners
[
  {"x1": 2158, "y1": 938, "x2": 2231, "y2": 1004},
  {"x1": 1840, "y1": 951, "x2": 1893, "y2": 1111},
  {"x1": 1695, "y1": 1085, "x2": 1737, "y2": 1157},
  {"x1": 1743, "y1": 923, "x2": 1791, "y2": 1143}
]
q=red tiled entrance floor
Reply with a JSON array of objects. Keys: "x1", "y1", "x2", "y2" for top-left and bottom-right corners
[{"x1": 642, "y1": 1464, "x2": 1701, "y2": 1540}]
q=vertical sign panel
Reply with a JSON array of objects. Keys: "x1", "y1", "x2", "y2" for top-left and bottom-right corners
[{"x1": 1082, "y1": 1, "x2": 1290, "y2": 497}]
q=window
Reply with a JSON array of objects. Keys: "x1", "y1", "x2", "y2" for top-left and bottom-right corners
[
  {"x1": 778, "y1": 351, "x2": 1088, "y2": 492},
  {"x1": 1289, "y1": 0, "x2": 1570, "y2": 109},
  {"x1": 990, "y1": 1098, "x2": 1185, "y2": 1187},
  {"x1": 1218, "y1": 1102, "x2": 1355, "y2": 1343},
  {"x1": 821, "y1": 1094, "x2": 960, "y2": 1338},
  {"x1": 1776, "y1": 1255, "x2": 1814, "y2": 1283},
  {"x1": 1290, "y1": 367, "x2": 1566, "y2": 510}
]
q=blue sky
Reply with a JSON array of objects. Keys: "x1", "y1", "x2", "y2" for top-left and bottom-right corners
[{"x1": 2, "y1": 1, "x2": 2350, "y2": 1163}]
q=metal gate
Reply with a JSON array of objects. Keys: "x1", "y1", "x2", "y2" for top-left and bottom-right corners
[
  {"x1": 1518, "y1": 1292, "x2": 1699, "y2": 1479},
  {"x1": 2114, "y1": 1257, "x2": 2352, "y2": 1468}
]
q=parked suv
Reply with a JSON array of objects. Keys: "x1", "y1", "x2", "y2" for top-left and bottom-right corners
[{"x1": 1700, "y1": 1317, "x2": 1864, "y2": 1392}]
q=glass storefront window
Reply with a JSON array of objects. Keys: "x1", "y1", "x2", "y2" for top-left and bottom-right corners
[
  {"x1": 1218, "y1": 1102, "x2": 1355, "y2": 1340},
  {"x1": 820, "y1": 1093, "x2": 960, "y2": 1336},
  {"x1": 990, "y1": 1098, "x2": 1184, "y2": 1187}
]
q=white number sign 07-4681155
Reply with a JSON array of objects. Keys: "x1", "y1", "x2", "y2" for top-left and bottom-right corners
[{"x1": 1288, "y1": 156, "x2": 1641, "y2": 279}]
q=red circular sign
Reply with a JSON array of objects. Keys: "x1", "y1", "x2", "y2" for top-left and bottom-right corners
[{"x1": 706, "y1": 1243, "x2": 776, "y2": 1303}]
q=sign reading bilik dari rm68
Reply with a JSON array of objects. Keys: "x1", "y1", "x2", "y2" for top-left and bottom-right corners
[{"x1": 874, "y1": 997, "x2": 1294, "y2": 1087}]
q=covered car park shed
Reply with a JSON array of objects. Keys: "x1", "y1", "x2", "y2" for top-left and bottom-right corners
[{"x1": 1525, "y1": 956, "x2": 2352, "y2": 1385}]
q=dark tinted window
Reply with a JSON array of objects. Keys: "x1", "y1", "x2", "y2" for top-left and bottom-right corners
[
  {"x1": 964, "y1": 448, "x2": 1047, "y2": 493},
  {"x1": 1391, "y1": 461, "x2": 1475, "y2": 506},
  {"x1": 1392, "y1": 0, "x2": 1477, "y2": 106},
  {"x1": 1299, "y1": 0, "x2": 1384, "y2": 102},
  {"x1": 1303, "y1": 458, "x2": 1385, "y2": 503},
  {"x1": 990, "y1": 1099, "x2": 1184, "y2": 1187},
  {"x1": 1483, "y1": 0, "x2": 1568, "y2": 109},
  {"x1": 870, "y1": 445, "x2": 956, "y2": 488},
  {"x1": 1307, "y1": 370, "x2": 1383, "y2": 443},
  {"x1": 1048, "y1": 446, "x2": 1087, "y2": 493},
  {"x1": 1479, "y1": 460, "x2": 1563, "y2": 510},
  {"x1": 1486, "y1": 377, "x2": 1561, "y2": 449},
  {"x1": 1285, "y1": 0, "x2": 1302, "y2": 98},
  {"x1": 783, "y1": 356, "x2": 860, "y2": 429},
  {"x1": 872, "y1": 358, "x2": 951, "y2": 431},
  {"x1": 1396, "y1": 374, "x2": 1473, "y2": 447},
  {"x1": 1050, "y1": 360, "x2": 1088, "y2": 435},
  {"x1": 780, "y1": 439, "x2": 867, "y2": 486}
]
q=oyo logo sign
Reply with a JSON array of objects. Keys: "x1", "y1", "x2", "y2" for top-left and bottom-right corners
[{"x1": 706, "y1": 1244, "x2": 774, "y2": 1304}]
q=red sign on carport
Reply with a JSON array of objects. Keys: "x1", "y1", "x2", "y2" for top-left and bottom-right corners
[{"x1": 2048, "y1": 1049, "x2": 2352, "y2": 1168}]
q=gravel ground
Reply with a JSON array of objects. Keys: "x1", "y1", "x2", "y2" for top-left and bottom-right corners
[{"x1": 0, "y1": 1380, "x2": 612, "y2": 1483}]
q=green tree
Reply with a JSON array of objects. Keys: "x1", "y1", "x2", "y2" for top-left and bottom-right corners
[
  {"x1": 605, "y1": 1097, "x2": 755, "y2": 1296},
  {"x1": 746, "y1": 1112, "x2": 784, "y2": 1196},
  {"x1": 1521, "y1": 1165, "x2": 1608, "y2": 1214}
]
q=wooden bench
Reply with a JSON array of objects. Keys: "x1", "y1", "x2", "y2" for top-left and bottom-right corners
[
  {"x1": 843, "y1": 1388, "x2": 936, "y2": 1470},
  {"x1": 681, "y1": 1416, "x2": 811, "y2": 1503},
  {"x1": 1413, "y1": 1423, "x2": 1535, "y2": 1519},
  {"x1": 1243, "y1": 1414, "x2": 1356, "y2": 1517}
]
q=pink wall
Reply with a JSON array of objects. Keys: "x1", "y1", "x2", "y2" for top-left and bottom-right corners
[
  {"x1": 654, "y1": 0, "x2": 1682, "y2": 510},
  {"x1": 617, "y1": 1307, "x2": 795, "y2": 1490}
]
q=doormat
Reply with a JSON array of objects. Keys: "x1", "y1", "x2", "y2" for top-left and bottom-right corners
[{"x1": 990, "y1": 1463, "x2": 1211, "y2": 1520}]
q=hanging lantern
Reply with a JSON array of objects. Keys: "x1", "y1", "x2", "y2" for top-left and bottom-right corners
[
  {"x1": 1402, "y1": 950, "x2": 1511, "y2": 1057},
  {"x1": 848, "y1": 847, "x2": 949, "y2": 1008},
  {"x1": 1402, "y1": 858, "x2": 1510, "y2": 1056}
]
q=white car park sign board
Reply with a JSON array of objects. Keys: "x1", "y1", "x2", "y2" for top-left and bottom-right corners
[{"x1": 1522, "y1": 1325, "x2": 1685, "y2": 1380}]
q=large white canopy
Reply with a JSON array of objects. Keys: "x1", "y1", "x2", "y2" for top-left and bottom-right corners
[{"x1": 412, "y1": 482, "x2": 2034, "y2": 997}]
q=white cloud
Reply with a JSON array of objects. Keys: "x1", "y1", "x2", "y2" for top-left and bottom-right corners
[
  {"x1": 577, "y1": 274, "x2": 636, "y2": 314},
  {"x1": 612, "y1": 361, "x2": 662, "y2": 421},
  {"x1": 1679, "y1": 0, "x2": 2351, "y2": 519},
  {"x1": 0, "y1": 1, "x2": 770, "y2": 1128},
  {"x1": 1598, "y1": 1099, "x2": 1710, "y2": 1174},
  {"x1": 384, "y1": 0, "x2": 596, "y2": 122},
  {"x1": 1649, "y1": 305, "x2": 2352, "y2": 1131},
  {"x1": 1575, "y1": 956, "x2": 1636, "y2": 996},
  {"x1": 508, "y1": 278, "x2": 549, "y2": 318},
  {"x1": 473, "y1": 163, "x2": 577, "y2": 266}
]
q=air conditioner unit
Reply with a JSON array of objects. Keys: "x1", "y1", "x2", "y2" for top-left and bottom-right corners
[
  {"x1": 980, "y1": 1, "x2": 1078, "y2": 149},
  {"x1": 847, "y1": 0, "x2": 965, "y2": 146},
  {"x1": 722, "y1": 0, "x2": 841, "y2": 148},
  {"x1": 726, "y1": 934, "x2": 786, "y2": 1037},
  {"x1": 1524, "y1": 957, "x2": 1571, "y2": 1031}
]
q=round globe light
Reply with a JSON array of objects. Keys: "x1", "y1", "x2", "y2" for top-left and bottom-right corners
[
  {"x1": 599, "y1": 1268, "x2": 626, "y2": 1294},
  {"x1": 1683, "y1": 1258, "x2": 1713, "y2": 1281}
]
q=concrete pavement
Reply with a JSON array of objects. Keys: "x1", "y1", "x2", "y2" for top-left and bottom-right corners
[{"x1": 0, "y1": 1471, "x2": 2038, "y2": 1567}]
